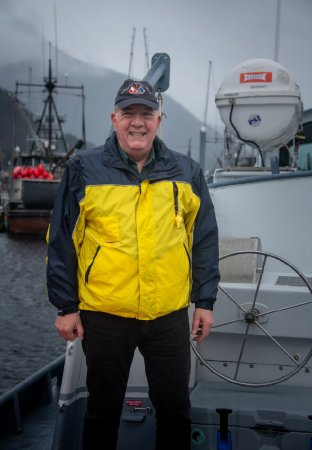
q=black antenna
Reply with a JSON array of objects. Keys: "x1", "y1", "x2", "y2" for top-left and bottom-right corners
[{"x1": 54, "y1": 0, "x2": 59, "y2": 79}]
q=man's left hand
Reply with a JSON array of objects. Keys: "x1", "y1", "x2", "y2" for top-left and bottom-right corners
[{"x1": 191, "y1": 308, "x2": 214, "y2": 343}]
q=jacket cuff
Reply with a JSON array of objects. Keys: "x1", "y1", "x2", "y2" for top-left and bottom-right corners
[
  {"x1": 57, "y1": 305, "x2": 79, "y2": 316},
  {"x1": 194, "y1": 299, "x2": 215, "y2": 311}
]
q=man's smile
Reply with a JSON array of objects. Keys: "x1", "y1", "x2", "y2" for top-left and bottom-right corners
[{"x1": 129, "y1": 132, "x2": 146, "y2": 137}]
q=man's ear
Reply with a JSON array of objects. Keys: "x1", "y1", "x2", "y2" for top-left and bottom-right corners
[{"x1": 111, "y1": 112, "x2": 116, "y2": 127}]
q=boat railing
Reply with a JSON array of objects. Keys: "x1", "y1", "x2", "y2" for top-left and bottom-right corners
[
  {"x1": 210, "y1": 168, "x2": 312, "y2": 188},
  {"x1": 0, "y1": 353, "x2": 65, "y2": 435}
]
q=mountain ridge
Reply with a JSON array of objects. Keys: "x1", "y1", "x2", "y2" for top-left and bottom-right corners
[{"x1": 0, "y1": 49, "x2": 217, "y2": 171}]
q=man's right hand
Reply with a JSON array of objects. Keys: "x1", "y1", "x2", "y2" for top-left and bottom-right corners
[{"x1": 55, "y1": 312, "x2": 84, "y2": 341}]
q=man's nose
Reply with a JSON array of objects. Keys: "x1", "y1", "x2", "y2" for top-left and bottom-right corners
[{"x1": 131, "y1": 114, "x2": 144, "y2": 125}]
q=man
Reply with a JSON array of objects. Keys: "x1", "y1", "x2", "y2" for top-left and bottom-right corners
[{"x1": 47, "y1": 79, "x2": 220, "y2": 450}]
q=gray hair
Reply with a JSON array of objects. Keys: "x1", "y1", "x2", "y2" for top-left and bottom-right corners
[{"x1": 113, "y1": 105, "x2": 161, "y2": 117}]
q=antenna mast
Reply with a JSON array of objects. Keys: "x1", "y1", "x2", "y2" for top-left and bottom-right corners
[
  {"x1": 128, "y1": 27, "x2": 136, "y2": 78},
  {"x1": 54, "y1": 0, "x2": 59, "y2": 79},
  {"x1": 199, "y1": 60, "x2": 212, "y2": 172},
  {"x1": 143, "y1": 27, "x2": 150, "y2": 72},
  {"x1": 274, "y1": 0, "x2": 281, "y2": 61},
  {"x1": 203, "y1": 60, "x2": 212, "y2": 128},
  {"x1": 41, "y1": 24, "x2": 46, "y2": 79}
]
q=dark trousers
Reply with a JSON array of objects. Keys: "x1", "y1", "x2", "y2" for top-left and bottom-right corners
[{"x1": 80, "y1": 308, "x2": 191, "y2": 450}]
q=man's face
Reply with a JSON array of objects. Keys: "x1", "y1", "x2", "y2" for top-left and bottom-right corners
[{"x1": 111, "y1": 104, "x2": 161, "y2": 162}]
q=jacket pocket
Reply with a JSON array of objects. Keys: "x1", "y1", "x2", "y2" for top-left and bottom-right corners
[
  {"x1": 95, "y1": 216, "x2": 120, "y2": 243},
  {"x1": 85, "y1": 245, "x2": 101, "y2": 284},
  {"x1": 183, "y1": 243, "x2": 191, "y2": 273}
]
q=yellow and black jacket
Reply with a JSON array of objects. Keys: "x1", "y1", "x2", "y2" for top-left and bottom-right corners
[{"x1": 46, "y1": 133, "x2": 220, "y2": 320}]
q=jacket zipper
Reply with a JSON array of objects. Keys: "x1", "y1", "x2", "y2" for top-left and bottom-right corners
[
  {"x1": 173, "y1": 181, "x2": 183, "y2": 227},
  {"x1": 174, "y1": 181, "x2": 191, "y2": 271},
  {"x1": 85, "y1": 245, "x2": 101, "y2": 284},
  {"x1": 173, "y1": 181, "x2": 179, "y2": 215}
]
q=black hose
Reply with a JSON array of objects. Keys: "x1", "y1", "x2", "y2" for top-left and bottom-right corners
[{"x1": 229, "y1": 102, "x2": 265, "y2": 167}]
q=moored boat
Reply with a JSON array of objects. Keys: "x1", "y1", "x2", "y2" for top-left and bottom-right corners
[
  {"x1": 6, "y1": 175, "x2": 60, "y2": 234},
  {"x1": 5, "y1": 55, "x2": 85, "y2": 235}
]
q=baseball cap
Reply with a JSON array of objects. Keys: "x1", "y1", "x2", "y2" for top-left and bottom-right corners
[{"x1": 114, "y1": 79, "x2": 159, "y2": 110}]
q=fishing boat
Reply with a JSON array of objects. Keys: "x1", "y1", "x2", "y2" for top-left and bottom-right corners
[
  {"x1": 5, "y1": 55, "x2": 86, "y2": 235},
  {"x1": 1, "y1": 54, "x2": 312, "y2": 450}
]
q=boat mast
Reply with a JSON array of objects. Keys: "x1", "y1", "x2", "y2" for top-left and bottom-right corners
[
  {"x1": 128, "y1": 27, "x2": 136, "y2": 78},
  {"x1": 143, "y1": 27, "x2": 150, "y2": 72},
  {"x1": 203, "y1": 60, "x2": 212, "y2": 130},
  {"x1": 199, "y1": 60, "x2": 212, "y2": 172},
  {"x1": 274, "y1": 0, "x2": 281, "y2": 62},
  {"x1": 15, "y1": 47, "x2": 86, "y2": 169}
]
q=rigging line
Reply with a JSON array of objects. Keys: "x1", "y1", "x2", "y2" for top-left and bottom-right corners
[
  {"x1": 13, "y1": 97, "x2": 45, "y2": 154},
  {"x1": 50, "y1": 95, "x2": 68, "y2": 154}
]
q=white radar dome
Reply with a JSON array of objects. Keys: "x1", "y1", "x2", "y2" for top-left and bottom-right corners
[{"x1": 215, "y1": 58, "x2": 302, "y2": 151}]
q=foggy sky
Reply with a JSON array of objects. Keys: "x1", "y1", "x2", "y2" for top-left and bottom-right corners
[{"x1": 1, "y1": 0, "x2": 311, "y2": 130}]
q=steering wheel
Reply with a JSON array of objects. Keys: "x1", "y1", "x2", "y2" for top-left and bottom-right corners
[{"x1": 191, "y1": 250, "x2": 312, "y2": 387}]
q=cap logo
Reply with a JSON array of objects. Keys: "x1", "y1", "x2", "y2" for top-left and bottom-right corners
[{"x1": 122, "y1": 82, "x2": 151, "y2": 96}]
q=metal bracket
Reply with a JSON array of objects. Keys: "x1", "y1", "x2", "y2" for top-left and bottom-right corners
[{"x1": 143, "y1": 53, "x2": 170, "y2": 93}]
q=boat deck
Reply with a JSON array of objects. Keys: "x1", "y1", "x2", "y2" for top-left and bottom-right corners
[
  {"x1": 0, "y1": 390, "x2": 58, "y2": 450},
  {"x1": 0, "y1": 355, "x2": 64, "y2": 450}
]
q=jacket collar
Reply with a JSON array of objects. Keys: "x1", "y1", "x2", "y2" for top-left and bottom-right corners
[{"x1": 101, "y1": 132, "x2": 182, "y2": 179}]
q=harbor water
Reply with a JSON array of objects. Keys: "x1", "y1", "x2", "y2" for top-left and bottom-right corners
[{"x1": 0, "y1": 232, "x2": 66, "y2": 395}]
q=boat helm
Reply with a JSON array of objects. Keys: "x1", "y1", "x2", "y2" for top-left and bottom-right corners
[{"x1": 215, "y1": 58, "x2": 303, "y2": 154}]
